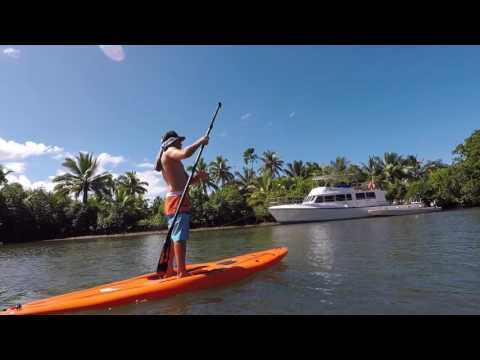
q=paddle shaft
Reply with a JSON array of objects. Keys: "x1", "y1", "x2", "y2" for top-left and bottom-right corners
[{"x1": 156, "y1": 102, "x2": 222, "y2": 273}]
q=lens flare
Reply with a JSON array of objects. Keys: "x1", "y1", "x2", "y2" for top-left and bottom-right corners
[{"x1": 98, "y1": 45, "x2": 125, "y2": 62}]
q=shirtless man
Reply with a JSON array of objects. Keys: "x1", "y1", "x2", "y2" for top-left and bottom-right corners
[{"x1": 155, "y1": 130, "x2": 209, "y2": 278}]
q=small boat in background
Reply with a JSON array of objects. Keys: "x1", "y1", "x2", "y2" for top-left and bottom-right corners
[{"x1": 367, "y1": 203, "x2": 442, "y2": 217}]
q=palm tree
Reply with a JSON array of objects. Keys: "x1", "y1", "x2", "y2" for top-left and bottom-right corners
[
  {"x1": 402, "y1": 155, "x2": 422, "y2": 181},
  {"x1": 382, "y1": 152, "x2": 404, "y2": 184},
  {"x1": 247, "y1": 171, "x2": 286, "y2": 209},
  {"x1": 305, "y1": 162, "x2": 323, "y2": 177},
  {"x1": 284, "y1": 160, "x2": 308, "y2": 178},
  {"x1": 347, "y1": 164, "x2": 368, "y2": 185},
  {"x1": 421, "y1": 159, "x2": 448, "y2": 175},
  {"x1": 330, "y1": 156, "x2": 350, "y2": 174},
  {"x1": 151, "y1": 196, "x2": 164, "y2": 215},
  {"x1": 322, "y1": 157, "x2": 352, "y2": 185},
  {"x1": 53, "y1": 152, "x2": 113, "y2": 204},
  {"x1": 187, "y1": 158, "x2": 218, "y2": 194},
  {"x1": 116, "y1": 171, "x2": 148, "y2": 198},
  {"x1": 235, "y1": 167, "x2": 257, "y2": 193},
  {"x1": 243, "y1": 148, "x2": 258, "y2": 171},
  {"x1": 260, "y1": 150, "x2": 284, "y2": 178},
  {"x1": 113, "y1": 186, "x2": 135, "y2": 207},
  {"x1": 209, "y1": 156, "x2": 234, "y2": 187},
  {"x1": 0, "y1": 165, "x2": 13, "y2": 186},
  {"x1": 361, "y1": 155, "x2": 384, "y2": 187}
]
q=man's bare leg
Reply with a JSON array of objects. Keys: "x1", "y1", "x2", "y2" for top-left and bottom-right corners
[
  {"x1": 163, "y1": 245, "x2": 176, "y2": 278},
  {"x1": 174, "y1": 241, "x2": 189, "y2": 278}
]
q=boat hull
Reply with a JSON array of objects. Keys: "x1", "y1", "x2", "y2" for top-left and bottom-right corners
[
  {"x1": 268, "y1": 206, "x2": 370, "y2": 223},
  {"x1": 367, "y1": 206, "x2": 442, "y2": 217},
  {"x1": 268, "y1": 205, "x2": 442, "y2": 223}
]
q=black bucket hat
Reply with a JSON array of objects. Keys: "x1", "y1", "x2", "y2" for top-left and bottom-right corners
[
  {"x1": 156, "y1": 131, "x2": 186, "y2": 172},
  {"x1": 161, "y1": 130, "x2": 186, "y2": 149}
]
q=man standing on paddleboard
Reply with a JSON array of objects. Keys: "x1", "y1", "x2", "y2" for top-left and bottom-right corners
[{"x1": 155, "y1": 131, "x2": 209, "y2": 278}]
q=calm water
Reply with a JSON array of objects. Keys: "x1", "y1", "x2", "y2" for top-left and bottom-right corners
[{"x1": 1, "y1": 208, "x2": 480, "y2": 314}]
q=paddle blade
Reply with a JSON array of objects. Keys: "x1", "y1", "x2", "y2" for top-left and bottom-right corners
[{"x1": 156, "y1": 239, "x2": 171, "y2": 273}]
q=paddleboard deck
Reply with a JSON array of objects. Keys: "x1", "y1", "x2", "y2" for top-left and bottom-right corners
[{"x1": 1, "y1": 247, "x2": 288, "y2": 315}]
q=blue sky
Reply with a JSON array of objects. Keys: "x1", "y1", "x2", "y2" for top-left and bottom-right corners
[{"x1": 1, "y1": 45, "x2": 479, "y2": 198}]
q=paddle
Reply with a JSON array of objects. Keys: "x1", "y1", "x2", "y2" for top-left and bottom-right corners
[{"x1": 156, "y1": 102, "x2": 222, "y2": 274}]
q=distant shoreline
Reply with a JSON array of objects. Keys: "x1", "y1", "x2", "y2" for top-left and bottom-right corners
[{"x1": 43, "y1": 222, "x2": 279, "y2": 243}]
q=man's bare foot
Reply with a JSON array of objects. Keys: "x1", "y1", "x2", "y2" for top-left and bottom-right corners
[
  {"x1": 163, "y1": 270, "x2": 177, "y2": 279},
  {"x1": 177, "y1": 271, "x2": 190, "y2": 279}
]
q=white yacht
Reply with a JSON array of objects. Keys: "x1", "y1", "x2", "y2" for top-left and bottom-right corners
[{"x1": 268, "y1": 185, "x2": 441, "y2": 224}]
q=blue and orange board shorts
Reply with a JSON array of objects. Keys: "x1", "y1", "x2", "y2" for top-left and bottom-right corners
[{"x1": 165, "y1": 192, "x2": 192, "y2": 243}]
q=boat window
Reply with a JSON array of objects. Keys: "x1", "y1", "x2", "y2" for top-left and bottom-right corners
[
  {"x1": 355, "y1": 193, "x2": 366, "y2": 200},
  {"x1": 346, "y1": 194, "x2": 352, "y2": 201},
  {"x1": 366, "y1": 192, "x2": 376, "y2": 199},
  {"x1": 335, "y1": 194, "x2": 346, "y2": 201},
  {"x1": 315, "y1": 196, "x2": 324, "y2": 203},
  {"x1": 324, "y1": 195, "x2": 335, "y2": 202}
]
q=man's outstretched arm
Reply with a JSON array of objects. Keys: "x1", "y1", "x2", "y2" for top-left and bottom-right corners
[{"x1": 166, "y1": 136, "x2": 209, "y2": 161}]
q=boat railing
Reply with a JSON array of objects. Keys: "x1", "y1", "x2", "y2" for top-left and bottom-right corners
[{"x1": 268, "y1": 196, "x2": 305, "y2": 206}]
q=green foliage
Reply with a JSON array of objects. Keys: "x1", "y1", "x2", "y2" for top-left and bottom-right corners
[
  {"x1": 2, "y1": 128, "x2": 480, "y2": 244},
  {"x1": 452, "y1": 129, "x2": 480, "y2": 205},
  {"x1": 189, "y1": 185, "x2": 213, "y2": 227},
  {"x1": 66, "y1": 202, "x2": 99, "y2": 236},
  {"x1": 209, "y1": 156, "x2": 234, "y2": 187},
  {"x1": 116, "y1": 171, "x2": 148, "y2": 197},
  {"x1": 0, "y1": 183, "x2": 37, "y2": 242},
  {"x1": 247, "y1": 173, "x2": 287, "y2": 222},
  {"x1": 0, "y1": 164, "x2": 13, "y2": 186},
  {"x1": 53, "y1": 152, "x2": 113, "y2": 204},
  {"x1": 284, "y1": 160, "x2": 308, "y2": 178},
  {"x1": 243, "y1": 148, "x2": 258, "y2": 170},
  {"x1": 207, "y1": 184, "x2": 255, "y2": 226},
  {"x1": 260, "y1": 150, "x2": 284, "y2": 178},
  {"x1": 187, "y1": 158, "x2": 218, "y2": 194}
]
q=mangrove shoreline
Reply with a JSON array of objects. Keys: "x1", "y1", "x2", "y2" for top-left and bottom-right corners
[{"x1": 43, "y1": 222, "x2": 279, "y2": 243}]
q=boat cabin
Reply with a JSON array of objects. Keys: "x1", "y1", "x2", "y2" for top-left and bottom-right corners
[{"x1": 302, "y1": 186, "x2": 388, "y2": 207}]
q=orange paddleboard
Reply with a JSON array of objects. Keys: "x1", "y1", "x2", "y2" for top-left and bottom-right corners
[{"x1": 1, "y1": 247, "x2": 288, "y2": 315}]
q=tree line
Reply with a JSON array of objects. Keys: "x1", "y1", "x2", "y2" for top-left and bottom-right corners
[{"x1": 1, "y1": 129, "x2": 479, "y2": 244}]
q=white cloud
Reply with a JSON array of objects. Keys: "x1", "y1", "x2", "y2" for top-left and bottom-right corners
[
  {"x1": 31, "y1": 180, "x2": 55, "y2": 192},
  {"x1": 3, "y1": 48, "x2": 20, "y2": 59},
  {"x1": 5, "y1": 174, "x2": 55, "y2": 192},
  {"x1": 99, "y1": 45, "x2": 125, "y2": 62},
  {"x1": 52, "y1": 151, "x2": 75, "y2": 161},
  {"x1": 0, "y1": 137, "x2": 63, "y2": 161},
  {"x1": 289, "y1": 112, "x2": 296, "y2": 118},
  {"x1": 241, "y1": 113, "x2": 252, "y2": 120},
  {"x1": 5, "y1": 174, "x2": 30, "y2": 188},
  {"x1": 136, "y1": 170, "x2": 167, "y2": 199},
  {"x1": 137, "y1": 162, "x2": 154, "y2": 169},
  {"x1": 4, "y1": 162, "x2": 26, "y2": 173},
  {"x1": 96, "y1": 152, "x2": 125, "y2": 173}
]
